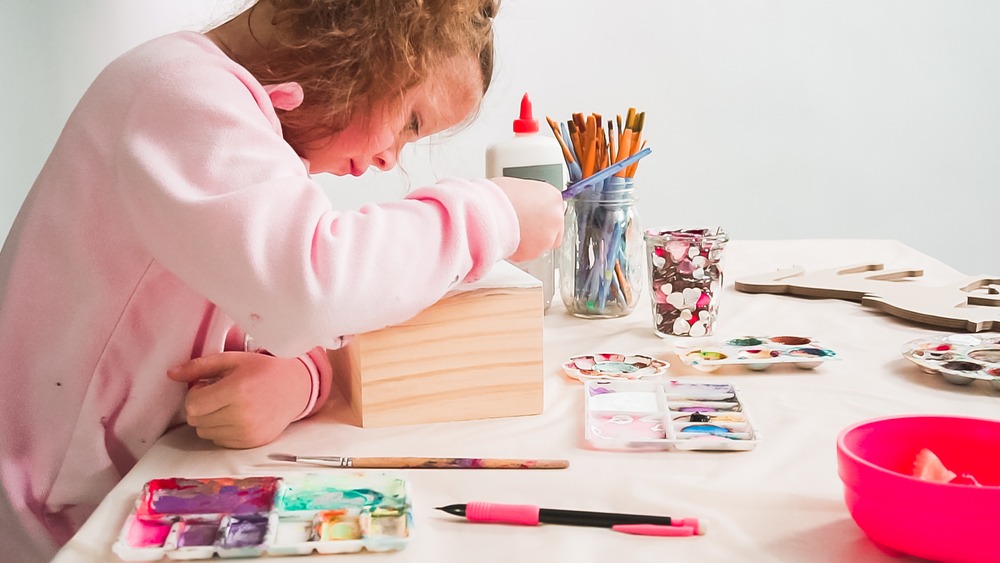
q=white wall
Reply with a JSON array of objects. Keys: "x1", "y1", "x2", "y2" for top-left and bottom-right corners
[{"x1": 3, "y1": 0, "x2": 998, "y2": 275}]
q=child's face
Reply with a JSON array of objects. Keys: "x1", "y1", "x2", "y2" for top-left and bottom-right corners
[{"x1": 303, "y1": 57, "x2": 481, "y2": 176}]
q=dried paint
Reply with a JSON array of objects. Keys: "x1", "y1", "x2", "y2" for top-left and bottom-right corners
[
  {"x1": 312, "y1": 510, "x2": 362, "y2": 541},
  {"x1": 368, "y1": 508, "x2": 408, "y2": 538},
  {"x1": 676, "y1": 335, "x2": 838, "y2": 372},
  {"x1": 221, "y1": 515, "x2": 269, "y2": 548},
  {"x1": 769, "y1": 336, "x2": 811, "y2": 346},
  {"x1": 126, "y1": 518, "x2": 172, "y2": 548},
  {"x1": 278, "y1": 473, "x2": 406, "y2": 512},
  {"x1": 562, "y1": 353, "x2": 669, "y2": 381},
  {"x1": 968, "y1": 348, "x2": 1000, "y2": 363},
  {"x1": 901, "y1": 334, "x2": 1000, "y2": 391},
  {"x1": 584, "y1": 380, "x2": 758, "y2": 451},
  {"x1": 941, "y1": 360, "x2": 983, "y2": 372},
  {"x1": 114, "y1": 473, "x2": 413, "y2": 559},
  {"x1": 142, "y1": 477, "x2": 278, "y2": 516},
  {"x1": 177, "y1": 519, "x2": 220, "y2": 548}
]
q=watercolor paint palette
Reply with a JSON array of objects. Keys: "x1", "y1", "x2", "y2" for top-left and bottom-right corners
[
  {"x1": 674, "y1": 335, "x2": 837, "y2": 372},
  {"x1": 562, "y1": 353, "x2": 670, "y2": 381},
  {"x1": 583, "y1": 379, "x2": 759, "y2": 451},
  {"x1": 112, "y1": 472, "x2": 411, "y2": 561},
  {"x1": 901, "y1": 333, "x2": 1000, "y2": 390}
]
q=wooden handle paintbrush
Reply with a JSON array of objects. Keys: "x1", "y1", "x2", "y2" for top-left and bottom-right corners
[{"x1": 268, "y1": 453, "x2": 569, "y2": 470}]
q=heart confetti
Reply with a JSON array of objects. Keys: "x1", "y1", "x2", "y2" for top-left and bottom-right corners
[{"x1": 644, "y1": 228, "x2": 729, "y2": 337}]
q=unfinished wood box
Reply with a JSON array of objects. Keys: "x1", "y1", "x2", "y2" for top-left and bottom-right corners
[{"x1": 327, "y1": 261, "x2": 544, "y2": 427}]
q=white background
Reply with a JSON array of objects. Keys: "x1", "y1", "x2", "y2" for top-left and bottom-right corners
[{"x1": 3, "y1": 0, "x2": 997, "y2": 275}]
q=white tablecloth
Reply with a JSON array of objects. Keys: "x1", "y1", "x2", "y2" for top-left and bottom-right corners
[{"x1": 55, "y1": 239, "x2": 997, "y2": 563}]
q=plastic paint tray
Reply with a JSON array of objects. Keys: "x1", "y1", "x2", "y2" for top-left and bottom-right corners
[
  {"x1": 584, "y1": 379, "x2": 759, "y2": 451},
  {"x1": 112, "y1": 472, "x2": 412, "y2": 561},
  {"x1": 901, "y1": 332, "x2": 1000, "y2": 390},
  {"x1": 674, "y1": 335, "x2": 838, "y2": 372},
  {"x1": 562, "y1": 352, "x2": 670, "y2": 381}
]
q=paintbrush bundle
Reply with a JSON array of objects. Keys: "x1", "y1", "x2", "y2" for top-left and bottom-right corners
[
  {"x1": 546, "y1": 107, "x2": 647, "y2": 185},
  {"x1": 548, "y1": 108, "x2": 650, "y2": 318},
  {"x1": 328, "y1": 260, "x2": 544, "y2": 427}
]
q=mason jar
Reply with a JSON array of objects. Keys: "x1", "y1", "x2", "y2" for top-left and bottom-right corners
[
  {"x1": 559, "y1": 177, "x2": 643, "y2": 318},
  {"x1": 644, "y1": 227, "x2": 729, "y2": 337}
]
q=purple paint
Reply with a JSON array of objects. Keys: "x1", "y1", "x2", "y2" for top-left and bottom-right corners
[
  {"x1": 221, "y1": 515, "x2": 269, "y2": 548},
  {"x1": 177, "y1": 519, "x2": 220, "y2": 548},
  {"x1": 142, "y1": 477, "x2": 278, "y2": 516}
]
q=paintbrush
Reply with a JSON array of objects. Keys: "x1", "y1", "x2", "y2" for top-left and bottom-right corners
[{"x1": 268, "y1": 453, "x2": 569, "y2": 469}]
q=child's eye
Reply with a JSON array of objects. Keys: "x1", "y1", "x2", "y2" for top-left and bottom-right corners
[{"x1": 408, "y1": 113, "x2": 420, "y2": 135}]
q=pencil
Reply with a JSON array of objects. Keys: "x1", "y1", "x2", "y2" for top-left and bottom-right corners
[{"x1": 268, "y1": 453, "x2": 570, "y2": 469}]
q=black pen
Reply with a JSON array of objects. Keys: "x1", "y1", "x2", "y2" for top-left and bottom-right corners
[{"x1": 436, "y1": 502, "x2": 704, "y2": 536}]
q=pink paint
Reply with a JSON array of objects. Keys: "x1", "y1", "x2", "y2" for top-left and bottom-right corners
[{"x1": 126, "y1": 518, "x2": 172, "y2": 548}]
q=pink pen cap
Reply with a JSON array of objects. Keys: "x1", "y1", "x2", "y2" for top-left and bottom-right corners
[{"x1": 612, "y1": 523, "x2": 703, "y2": 537}]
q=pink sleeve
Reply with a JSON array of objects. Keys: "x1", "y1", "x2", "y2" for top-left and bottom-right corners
[
  {"x1": 114, "y1": 56, "x2": 519, "y2": 358},
  {"x1": 292, "y1": 346, "x2": 334, "y2": 420}
]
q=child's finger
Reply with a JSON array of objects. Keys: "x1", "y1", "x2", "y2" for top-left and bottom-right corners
[
  {"x1": 167, "y1": 353, "x2": 236, "y2": 383},
  {"x1": 191, "y1": 421, "x2": 243, "y2": 446},
  {"x1": 185, "y1": 403, "x2": 232, "y2": 428},
  {"x1": 190, "y1": 415, "x2": 272, "y2": 450},
  {"x1": 184, "y1": 379, "x2": 240, "y2": 418}
]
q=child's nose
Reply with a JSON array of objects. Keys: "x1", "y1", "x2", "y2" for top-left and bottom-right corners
[
  {"x1": 372, "y1": 146, "x2": 398, "y2": 171},
  {"x1": 368, "y1": 125, "x2": 399, "y2": 171}
]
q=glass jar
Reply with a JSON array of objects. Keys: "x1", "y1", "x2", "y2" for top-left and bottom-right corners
[
  {"x1": 559, "y1": 177, "x2": 643, "y2": 318},
  {"x1": 644, "y1": 227, "x2": 729, "y2": 337}
]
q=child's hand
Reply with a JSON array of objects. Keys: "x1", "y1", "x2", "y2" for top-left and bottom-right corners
[
  {"x1": 491, "y1": 177, "x2": 564, "y2": 263},
  {"x1": 167, "y1": 352, "x2": 311, "y2": 449}
]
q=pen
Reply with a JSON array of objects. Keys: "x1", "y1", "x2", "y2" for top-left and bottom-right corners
[{"x1": 436, "y1": 502, "x2": 704, "y2": 537}]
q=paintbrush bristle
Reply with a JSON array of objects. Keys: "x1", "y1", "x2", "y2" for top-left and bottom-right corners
[{"x1": 267, "y1": 453, "x2": 298, "y2": 462}]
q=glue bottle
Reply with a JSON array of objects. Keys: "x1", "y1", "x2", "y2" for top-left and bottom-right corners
[{"x1": 485, "y1": 93, "x2": 565, "y2": 311}]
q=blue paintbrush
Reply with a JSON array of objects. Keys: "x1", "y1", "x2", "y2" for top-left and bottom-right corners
[{"x1": 561, "y1": 147, "x2": 652, "y2": 200}]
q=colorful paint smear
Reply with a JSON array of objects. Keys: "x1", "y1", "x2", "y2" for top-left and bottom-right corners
[
  {"x1": 584, "y1": 380, "x2": 758, "y2": 451},
  {"x1": 114, "y1": 472, "x2": 411, "y2": 560},
  {"x1": 278, "y1": 473, "x2": 407, "y2": 512},
  {"x1": 140, "y1": 477, "x2": 278, "y2": 516},
  {"x1": 902, "y1": 334, "x2": 1000, "y2": 391},
  {"x1": 675, "y1": 335, "x2": 838, "y2": 372}
]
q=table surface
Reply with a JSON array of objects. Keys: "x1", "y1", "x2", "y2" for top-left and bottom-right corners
[{"x1": 56, "y1": 239, "x2": 998, "y2": 563}]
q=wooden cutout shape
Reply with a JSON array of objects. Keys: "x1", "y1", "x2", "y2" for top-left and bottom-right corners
[{"x1": 735, "y1": 263, "x2": 1000, "y2": 332}]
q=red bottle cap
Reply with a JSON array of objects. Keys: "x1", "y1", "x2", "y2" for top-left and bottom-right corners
[{"x1": 513, "y1": 93, "x2": 539, "y2": 133}]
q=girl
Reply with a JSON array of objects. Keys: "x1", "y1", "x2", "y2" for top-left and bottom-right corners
[{"x1": 0, "y1": 0, "x2": 564, "y2": 560}]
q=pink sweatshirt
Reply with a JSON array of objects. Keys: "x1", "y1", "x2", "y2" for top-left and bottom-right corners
[{"x1": 0, "y1": 31, "x2": 518, "y2": 560}]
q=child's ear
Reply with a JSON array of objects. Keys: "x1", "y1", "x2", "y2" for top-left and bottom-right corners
[{"x1": 263, "y1": 82, "x2": 304, "y2": 111}]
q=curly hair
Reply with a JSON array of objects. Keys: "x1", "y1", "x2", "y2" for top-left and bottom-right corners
[{"x1": 240, "y1": 0, "x2": 499, "y2": 154}]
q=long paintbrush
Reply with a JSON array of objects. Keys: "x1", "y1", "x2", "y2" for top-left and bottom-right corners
[{"x1": 268, "y1": 453, "x2": 569, "y2": 469}]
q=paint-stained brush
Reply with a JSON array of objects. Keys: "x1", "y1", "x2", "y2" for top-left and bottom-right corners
[{"x1": 268, "y1": 453, "x2": 569, "y2": 469}]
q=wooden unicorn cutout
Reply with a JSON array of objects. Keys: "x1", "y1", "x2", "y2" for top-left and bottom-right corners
[{"x1": 735, "y1": 263, "x2": 1000, "y2": 332}]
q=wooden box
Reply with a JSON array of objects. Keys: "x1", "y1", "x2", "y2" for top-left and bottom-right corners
[{"x1": 327, "y1": 262, "x2": 544, "y2": 427}]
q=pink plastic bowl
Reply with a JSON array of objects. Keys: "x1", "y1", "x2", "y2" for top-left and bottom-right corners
[{"x1": 837, "y1": 415, "x2": 1000, "y2": 563}]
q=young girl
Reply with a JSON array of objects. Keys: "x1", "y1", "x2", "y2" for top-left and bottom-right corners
[{"x1": 0, "y1": 0, "x2": 564, "y2": 559}]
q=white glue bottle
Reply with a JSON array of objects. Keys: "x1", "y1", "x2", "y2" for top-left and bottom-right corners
[{"x1": 486, "y1": 93, "x2": 565, "y2": 311}]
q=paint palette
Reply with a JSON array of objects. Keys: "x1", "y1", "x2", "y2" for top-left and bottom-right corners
[
  {"x1": 562, "y1": 353, "x2": 669, "y2": 381},
  {"x1": 901, "y1": 333, "x2": 1000, "y2": 390},
  {"x1": 674, "y1": 335, "x2": 838, "y2": 372},
  {"x1": 583, "y1": 379, "x2": 759, "y2": 451},
  {"x1": 112, "y1": 473, "x2": 411, "y2": 561}
]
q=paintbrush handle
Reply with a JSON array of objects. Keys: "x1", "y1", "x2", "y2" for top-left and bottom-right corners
[
  {"x1": 561, "y1": 147, "x2": 651, "y2": 200},
  {"x1": 345, "y1": 457, "x2": 569, "y2": 469}
]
